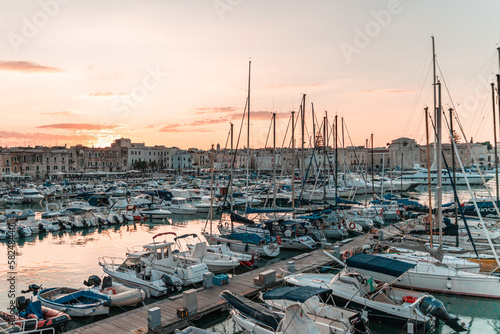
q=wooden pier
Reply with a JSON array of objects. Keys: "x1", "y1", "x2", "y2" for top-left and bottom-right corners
[{"x1": 67, "y1": 231, "x2": 379, "y2": 334}]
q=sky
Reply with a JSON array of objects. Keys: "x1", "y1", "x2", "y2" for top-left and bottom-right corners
[{"x1": 1, "y1": 0, "x2": 500, "y2": 150}]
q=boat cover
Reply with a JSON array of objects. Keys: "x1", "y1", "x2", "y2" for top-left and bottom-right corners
[
  {"x1": 230, "y1": 212, "x2": 254, "y2": 225},
  {"x1": 245, "y1": 207, "x2": 295, "y2": 214},
  {"x1": 20, "y1": 301, "x2": 44, "y2": 319},
  {"x1": 346, "y1": 253, "x2": 415, "y2": 277},
  {"x1": 223, "y1": 233, "x2": 264, "y2": 245},
  {"x1": 221, "y1": 290, "x2": 282, "y2": 330},
  {"x1": 262, "y1": 286, "x2": 332, "y2": 303}
]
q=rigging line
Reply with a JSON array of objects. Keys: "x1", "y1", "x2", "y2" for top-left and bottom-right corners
[
  {"x1": 403, "y1": 61, "x2": 433, "y2": 136},
  {"x1": 452, "y1": 51, "x2": 497, "y2": 97}
]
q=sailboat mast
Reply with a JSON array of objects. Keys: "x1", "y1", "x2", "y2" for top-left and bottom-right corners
[
  {"x1": 323, "y1": 115, "x2": 327, "y2": 204},
  {"x1": 334, "y1": 115, "x2": 338, "y2": 203},
  {"x1": 245, "y1": 60, "x2": 251, "y2": 211},
  {"x1": 230, "y1": 122, "x2": 234, "y2": 230},
  {"x1": 492, "y1": 83, "x2": 499, "y2": 202},
  {"x1": 450, "y1": 108, "x2": 458, "y2": 247},
  {"x1": 291, "y1": 111, "x2": 295, "y2": 208},
  {"x1": 425, "y1": 107, "x2": 434, "y2": 248},
  {"x1": 371, "y1": 133, "x2": 374, "y2": 199},
  {"x1": 436, "y1": 80, "x2": 443, "y2": 245},
  {"x1": 272, "y1": 112, "x2": 277, "y2": 207},
  {"x1": 300, "y1": 94, "x2": 306, "y2": 203}
]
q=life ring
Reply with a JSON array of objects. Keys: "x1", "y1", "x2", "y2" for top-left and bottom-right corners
[
  {"x1": 342, "y1": 250, "x2": 354, "y2": 260},
  {"x1": 423, "y1": 215, "x2": 430, "y2": 223},
  {"x1": 402, "y1": 296, "x2": 417, "y2": 304},
  {"x1": 477, "y1": 223, "x2": 483, "y2": 229},
  {"x1": 396, "y1": 209, "x2": 401, "y2": 216},
  {"x1": 349, "y1": 222, "x2": 356, "y2": 230},
  {"x1": 276, "y1": 235, "x2": 282, "y2": 245}
]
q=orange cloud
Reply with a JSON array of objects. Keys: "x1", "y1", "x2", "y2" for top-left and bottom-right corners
[
  {"x1": 159, "y1": 124, "x2": 182, "y2": 132},
  {"x1": 195, "y1": 107, "x2": 237, "y2": 114},
  {"x1": 0, "y1": 130, "x2": 77, "y2": 141},
  {"x1": 0, "y1": 61, "x2": 63, "y2": 73},
  {"x1": 37, "y1": 123, "x2": 118, "y2": 130},
  {"x1": 41, "y1": 110, "x2": 81, "y2": 116},
  {"x1": 88, "y1": 91, "x2": 126, "y2": 97},
  {"x1": 361, "y1": 89, "x2": 414, "y2": 94}
]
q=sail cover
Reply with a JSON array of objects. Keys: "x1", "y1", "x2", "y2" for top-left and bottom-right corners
[
  {"x1": 262, "y1": 286, "x2": 332, "y2": 303},
  {"x1": 346, "y1": 253, "x2": 415, "y2": 277}
]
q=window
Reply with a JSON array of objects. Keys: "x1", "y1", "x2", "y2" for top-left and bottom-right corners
[
  {"x1": 36, "y1": 155, "x2": 39, "y2": 163},
  {"x1": 53, "y1": 166, "x2": 58, "y2": 170},
  {"x1": 47, "y1": 166, "x2": 50, "y2": 171},
  {"x1": 95, "y1": 162, "x2": 97, "y2": 167},
  {"x1": 62, "y1": 166, "x2": 65, "y2": 171},
  {"x1": 36, "y1": 166, "x2": 39, "y2": 171},
  {"x1": 109, "y1": 161, "x2": 112, "y2": 167},
  {"x1": 95, "y1": 152, "x2": 98, "y2": 158},
  {"x1": 62, "y1": 157, "x2": 65, "y2": 163},
  {"x1": 23, "y1": 156, "x2": 26, "y2": 163},
  {"x1": 88, "y1": 162, "x2": 92, "y2": 167},
  {"x1": 88, "y1": 152, "x2": 91, "y2": 158},
  {"x1": 102, "y1": 161, "x2": 105, "y2": 167},
  {"x1": 14, "y1": 156, "x2": 18, "y2": 162},
  {"x1": 54, "y1": 157, "x2": 57, "y2": 163}
]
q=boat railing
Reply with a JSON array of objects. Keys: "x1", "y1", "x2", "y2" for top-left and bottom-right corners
[
  {"x1": 98, "y1": 256, "x2": 127, "y2": 268},
  {"x1": 0, "y1": 317, "x2": 56, "y2": 334}
]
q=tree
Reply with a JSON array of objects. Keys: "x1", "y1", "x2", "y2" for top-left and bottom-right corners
[
  {"x1": 132, "y1": 160, "x2": 147, "y2": 171},
  {"x1": 449, "y1": 130, "x2": 461, "y2": 144}
]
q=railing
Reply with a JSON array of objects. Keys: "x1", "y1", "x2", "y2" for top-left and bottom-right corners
[{"x1": 0, "y1": 318, "x2": 55, "y2": 334}]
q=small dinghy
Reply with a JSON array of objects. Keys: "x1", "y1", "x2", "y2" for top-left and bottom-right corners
[
  {"x1": 83, "y1": 275, "x2": 146, "y2": 307},
  {"x1": 0, "y1": 295, "x2": 71, "y2": 331},
  {"x1": 27, "y1": 284, "x2": 111, "y2": 317}
]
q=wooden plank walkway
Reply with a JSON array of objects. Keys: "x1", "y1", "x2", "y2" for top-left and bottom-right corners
[{"x1": 66, "y1": 229, "x2": 382, "y2": 334}]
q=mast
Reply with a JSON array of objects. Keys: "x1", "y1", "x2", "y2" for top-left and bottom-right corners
[
  {"x1": 436, "y1": 80, "x2": 443, "y2": 245},
  {"x1": 450, "y1": 108, "x2": 458, "y2": 247},
  {"x1": 209, "y1": 145, "x2": 215, "y2": 236},
  {"x1": 291, "y1": 111, "x2": 295, "y2": 208},
  {"x1": 496, "y1": 46, "x2": 500, "y2": 202},
  {"x1": 425, "y1": 107, "x2": 434, "y2": 247},
  {"x1": 230, "y1": 122, "x2": 234, "y2": 231},
  {"x1": 371, "y1": 133, "x2": 375, "y2": 198},
  {"x1": 300, "y1": 94, "x2": 306, "y2": 204},
  {"x1": 492, "y1": 83, "x2": 499, "y2": 202},
  {"x1": 334, "y1": 115, "x2": 338, "y2": 203},
  {"x1": 272, "y1": 112, "x2": 277, "y2": 207},
  {"x1": 323, "y1": 115, "x2": 327, "y2": 204},
  {"x1": 245, "y1": 60, "x2": 251, "y2": 212},
  {"x1": 432, "y1": 36, "x2": 438, "y2": 169}
]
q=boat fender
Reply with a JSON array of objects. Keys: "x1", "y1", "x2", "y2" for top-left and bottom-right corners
[
  {"x1": 446, "y1": 278, "x2": 452, "y2": 290},
  {"x1": 402, "y1": 296, "x2": 417, "y2": 304},
  {"x1": 342, "y1": 250, "x2": 354, "y2": 260},
  {"x1": 396, "y1": 209, "x2": 401, "y2": 216},
  {"x1": 245, "y1": 244, "x2": 249, "y2": 252},
  {"x1": 276, "y1": 235, "x2": 282, "y2": 245},
  {"x1": 348, "y1": 222, "x2": 356, "y2": 230}
]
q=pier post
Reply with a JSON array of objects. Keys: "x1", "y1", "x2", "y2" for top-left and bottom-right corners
[
  {"x1": 203, "y1": 272, "x2": 214, "y2": 289},
  {"x1": 286, "y1": 261, "x2": 295, "y2": 273},
  {"x1": 332, "y1": 246, "x2": 340, "y2": 258},
  {"x1": 182, "y1": 289, "x2": 198, "y2": 314},
  {"x1": 147, "y1": 307, "x2": 161, "y2": 331}
]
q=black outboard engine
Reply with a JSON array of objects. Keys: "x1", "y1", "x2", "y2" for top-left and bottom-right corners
[
  {"x1": 161, "y1": 274, "x2": 182, "y2": 293},
  {"x1": 83, "y1": 275, "x2": 102, "y2": 287},
  {"x1": 419, "y1": 295, "x2": 468, "y2": 332},
  {"x1": 15, "y1": 296, "x2": 30, "y2": 312},
  {"x1": 101, "y1": 276, "x2": 113, "y2": 289}
]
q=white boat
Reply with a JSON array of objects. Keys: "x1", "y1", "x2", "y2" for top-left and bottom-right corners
[
  {"x1": 198, "y1": 243, "x2": 256, "y2": 267},
  {"x1": 175, "y1": 233, "x2": 240, "y2": 273},
  {"x1": 394, "y1": 166, "x2": 493, "y2": 185},
  {"x1": 175, "y1": 327, "x2": 216, "y2": 334},
  {"x1": 285, "y1": 254, "x2": 467, "y2": 332},
  {"x1": 1, "y1": 194, "x2": 24, "y2": 204},
  {"x1": 192, "y1": 196, "x2": 220, "y2": 213},
  {"x1": 204, "y1": 232, "x2": 280, "y2": 258},
  {"x1": 358, "y1": 252, "x2": 500, "y2": 299},
  {"x1": 20, "y1": 187, "x2": 44, "y2": 203},
  {"x1": 36, "y1": 286, "x2": 111, "y2": 317},
  {"x1": 82, "y1": 275, "x2": 146, "y2": 307},
  {"x1": 165, "y1": 197, "x2": 198, "y2": 215},
  {"x1": 121, "y1": 205, "x2": 145, "y2": 221},
  {"x1": 139, "y1": 205, "x2": 172, "y2": 219},
  {"x1": 99, "y1": 256, "x2": 182, "y2": 297}
]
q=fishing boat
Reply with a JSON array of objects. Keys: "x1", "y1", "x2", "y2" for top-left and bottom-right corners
[{"x1": 82, "y1": 275, "x2": 146, "y2": 307}]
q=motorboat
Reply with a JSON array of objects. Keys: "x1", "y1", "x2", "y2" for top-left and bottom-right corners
[
  {"x1": 30, "y1": 285, "x2": 111, "y2": 317},
  {"x1": 99, "y1": 256, "x2": 182, "y2": 297},
  {"x1": 394, "y1": 166, "x2": 493, "y2": 185},
  {"x1": 205, "y1": 232, "x2": 280, "y2": 258},
  {"x1": 20, "y1": 187, "x2": 44, "y2": 203},
  {"x1": 285, "y1": 254, "x2": 467, "y2": 332},
  {"x1": 165, "y1": 197, "x2": 198, "y2": 215},
  {"x1": 0, "y1": 297, "x2": 70, "y2": 332},
  {"x1": 121, "y1": 205, "x2": 145, "y2": 221},
  {"x1": 82, "y1": 275, "x2": 146, "y2": 307},
  {"x1": 139, "y1": 204, "x2": 172, "y2": 219},
  {"x1": 194, "y1": 243, "x2": 256, "y2": 267},
  {"x1": 175, "y1": 233, "x2": 240, "y2": 273},
  {"x1": 4, "y1": 209, "x2": 35, "y2": 220},
  {"x1": 260, "y1": 286, "x2": 369, "y2": 333},
  {"x1": 175, "y1": 326, "x2": 216, "y2": 334}
]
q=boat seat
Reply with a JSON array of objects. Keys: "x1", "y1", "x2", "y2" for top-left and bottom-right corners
[{"x1": 370, "y1": 291, "x2": 396, "y2": 305}]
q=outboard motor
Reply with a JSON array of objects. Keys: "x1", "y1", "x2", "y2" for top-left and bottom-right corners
[
  {"x1": 21, "y1": 284, "x2": 41, "y2": 296},
  {"x1": 83, "y1": 275, "x2": 102, "y2": 287},
  {"x1": 419, "y1": 295, "x2": 468, "y2": 332},
  {"x1": 161, "y1": 274, "x2": 183, "y2": 292},
  {"x1": 101, "y1": 276, "x2": 113, "y2": 289},
  {"x1": 15, "y1": 296, "x2": 30, "y2": 312}
]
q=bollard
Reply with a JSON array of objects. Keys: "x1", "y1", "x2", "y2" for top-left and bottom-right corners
[
  {"x1": 147, "y1": 307, "x2": 161, "y2": 331},
  {"x1": 203, "y1": 272, "x2": 214, "y2": 289},
  {"x1": 182, "y1": 289, "x2": 198, "y2": 314},
  {"x1": 332, "y1": 246, "x2": 340, "y2": 258},
  {"x1": 286, "y1": 261, "x2": 295, "y2": 274}
]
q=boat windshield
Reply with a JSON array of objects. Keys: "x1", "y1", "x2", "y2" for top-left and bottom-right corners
[{"x1": 118, "y1": 257, "x2": 140, "y2": 271}]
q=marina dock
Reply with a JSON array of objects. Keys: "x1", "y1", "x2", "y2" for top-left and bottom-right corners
[{"x1": 66, "y1": 232, "x2": 376, "y2": 334}]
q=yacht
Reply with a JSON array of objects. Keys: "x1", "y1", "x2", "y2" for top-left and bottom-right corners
[{"x1": 20, "y1": 187, "x2": 44, "y2": 203}]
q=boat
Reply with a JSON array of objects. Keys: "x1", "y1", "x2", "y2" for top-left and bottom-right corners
[
  {"x1": 29, "y1": 285, "x2": 111, "y2": 317},
  {"x1": 20, "y1": 187, "x2": 44, "y2": 203},
  {"x1": 193, "y1": 243, "x2": 256, "y2": 267},
  {"x1": 174, "y1": 233, "x2": 240, "y2": 273},
  {"x1": 165, "y1": 197, "x2": 198, "y2": 215},
  {"x1": 139, "y1": 204, "x2": 172, "y2": 219},
  {"x1": 285, "y1": 254, "x2": 467, "y2": 332},
  {"x1": 121, "y1": 205, "x2": 145, "y2": 221},
  {"x1": 82, "y1": 275, "x2": 146, "y2": 307},
  {"x1": 175, "y1": 326, "x2": 216, "y2": 334},
  {"x1": 0, "y1": 295, "x2": 71, "y2": 332},
  {"x1": 99, "y1": 256, "x2": 183, "y2": 297},
  {"x1": 260, "y1": 286, "x2": 369, "y2": 333},
  {"x1": 205, "y1": 232, "x2": 280, "y2": 258},
  {"x1": 394, "y1": 165, "x2": 494, "y2": 185},
  {"x1": 222, "y1": 290, "x2": 349, "y2": 334}
]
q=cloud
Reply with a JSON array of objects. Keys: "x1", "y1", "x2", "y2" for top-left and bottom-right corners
[
  {"x1": 268, "y1": 83, "x2": 322, "y2": 89},
  {"x1": 361, "y1": 89, "x2": 414, "y2": 94},
  {"x1": 88, "y1": 91, "x2": 126, "y2": 97},
  {"x1": 37, "y1": 123, "x2": 119, "y2": 130},
  {"x1": 159, "y1": 124, "x2": 183, "y2": 132},
  {"x1": 0, "y1": 131, "x2": 78, "y2": 141},
  {"x1": 41, "y1": 110, "x2": 82, "y2": 116},
  {"x1": 0, "y1": 61, "x2": 63, "y2": 73},
  {"x1": 195, "y1": 107, "x2": 237, "y2": 114}
]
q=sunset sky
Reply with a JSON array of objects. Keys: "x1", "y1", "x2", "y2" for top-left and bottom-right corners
[{"x1": 1, "y1": 1, "x2": 500, "y2": 150}]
